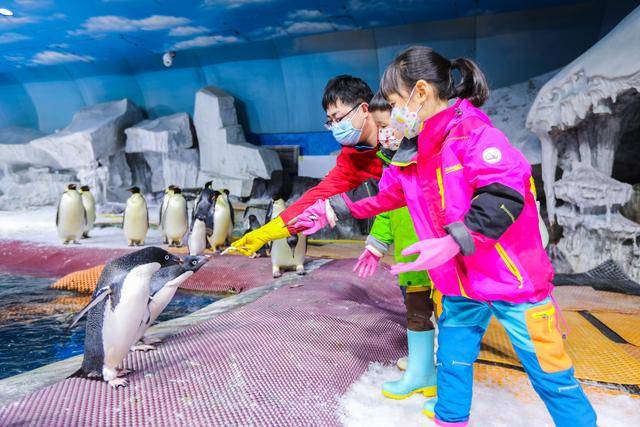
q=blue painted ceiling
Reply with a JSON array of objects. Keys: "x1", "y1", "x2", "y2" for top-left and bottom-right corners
[{"x1": 0, "y1": 0, "x2": 587, "y2": 70}]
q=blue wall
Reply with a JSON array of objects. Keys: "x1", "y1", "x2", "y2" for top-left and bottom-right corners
[{"x1": 0, "y1": 0, "x2": 637, "y2": 154}]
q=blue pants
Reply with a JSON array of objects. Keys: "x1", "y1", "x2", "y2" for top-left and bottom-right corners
[{"x1": 435, "y1": 296, "x2": 597, "y2": 426}]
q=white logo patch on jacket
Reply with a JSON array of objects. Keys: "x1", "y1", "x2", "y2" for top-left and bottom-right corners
[{"x1": 482, "y1": 147, "x2": 502, "y2": 164}]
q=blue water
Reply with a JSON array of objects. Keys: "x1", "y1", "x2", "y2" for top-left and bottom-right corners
[{"x1": 0, "y1": 273, "x2": 219, "y2": 380}]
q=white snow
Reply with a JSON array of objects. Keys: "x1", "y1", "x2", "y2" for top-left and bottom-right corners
[
  {"x1": 194, "y1": 86, "x2": 282, "y2": 197},
  {"x1": 527, "y1": 6, "x2": 640, "y2": 134},
  {"x1": 0, "y1": 206, "x2": 163, "y2": 248},
  {"x1": 338, "y1": 363, "x2": 640, "y2": 427}
]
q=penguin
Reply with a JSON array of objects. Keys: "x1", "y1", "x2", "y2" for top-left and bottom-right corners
[
  {"x1": 191, "y1": 181, "x2": 213, "y2": 225},
  {"x1": 123, "y1": 186, "x2": 148, "y2": 246},
  {"x1": 208, "y1": 189, "x2": 234, "y2": 252},
  {"x1": 159, "y1": 185, "x2": 176, "y2": 244},
  {"x1": 68, "y1": 247, "x2": 182, "y2": 388},
  {"x1": 79, "y1": 185, "x2": 96, "y2": 238},
  {"x1": 131, "y1": 255, "x2": 209, "y2": 351},
  {"x1": 188, "y1": 188, "x2": 218, "y2": 255},
  {"x1": 56, "y1": 183, "x2": 86, "y2": 245},
  {"x1": 164, "y1": 187, "x2": 188, "y2": 247},
  {"x1": 268, "y1": 198, "x2": 306, "y2": 278}
]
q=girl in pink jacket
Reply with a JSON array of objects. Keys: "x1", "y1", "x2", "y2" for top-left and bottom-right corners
[{"x1": 293, "y1": 46, "x2": 596, "y2": 427}]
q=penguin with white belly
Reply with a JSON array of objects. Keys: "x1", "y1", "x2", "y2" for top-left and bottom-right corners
[
  {"x1": 57, "y1": 184, "x2": 86, "y2": 245},
  {"x1": 208, "y1": 189, "x2": 234, "y2": 252},
  {"x1": 123, "y1": 186, "x2": 148, "y2": 246},
  {"x1": 131, "y1": 254, "x2": 209, "y2": 351},
  {"x1": 191, "y1": 181, "x2": 213, "y2": 225},
  {"x1": 188, "y1": 188, "x2": 218, "y2": 255},
  {"x1": 159, "y1": 185, "x2": 176, "y2": 244},
  {"x1": 164, "y1": 187, "x2": 188, "y2": 247},
  {"x1": 79, "y1": 185, "x2": 96, "y2": 238},
  {"x1": 268, "y1": 198, "x2": 306, "y2": 277},
  {"x1": 68, "y1": 247, "x2": 182, "y2": 388}
]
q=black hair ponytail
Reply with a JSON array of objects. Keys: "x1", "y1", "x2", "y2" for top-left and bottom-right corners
[
  {"x1": 380, "y1": 46, "x2": 489, "y2": 108},
  {"x1": 450, "y1": 57, "x2": 488, "y2": 107}
]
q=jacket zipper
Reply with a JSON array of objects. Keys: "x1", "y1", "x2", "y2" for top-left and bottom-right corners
[
  {"x1": 435, "y1": 167, "x2": 445, "y2": 209},
  {"x1": 495, "y1": 242, "x2": 524, "y2": 289},
  {"x1": 531, "y1": 305, "x2": 556, "y2": 332}
]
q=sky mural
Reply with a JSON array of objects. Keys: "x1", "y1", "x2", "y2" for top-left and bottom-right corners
[{"x1": 0, "y1": 0, "x2": 589, "y2": 70}]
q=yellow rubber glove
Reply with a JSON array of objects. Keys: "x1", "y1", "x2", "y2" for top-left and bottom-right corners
[{"x1": 230, "y1": 216, "x2": 291, "y2": 256}]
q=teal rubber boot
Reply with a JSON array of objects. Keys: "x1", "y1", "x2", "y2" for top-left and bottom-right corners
[
  {"x1": 382, "y1": 330, "x2": 437, "y2": 399},
  {"x1": 422, "y1": 397, "x2": 437, "y2": 418}
]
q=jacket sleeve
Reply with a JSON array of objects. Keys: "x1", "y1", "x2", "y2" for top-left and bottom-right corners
[
  {"x1": 329, "y1": 166, "x2": 406, "y2": 221},
  {"x1": 367, "y1": 212, "x2": 393, "y2": 255},
  {"x1": 445, "y1": 126, "x2": 529, "y2": 256},
  {"x1": 280, "y1": 151, "x2": 375, "y2": 224}
]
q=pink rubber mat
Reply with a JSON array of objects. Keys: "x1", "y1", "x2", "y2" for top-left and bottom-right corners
[{"x1": 0, "y1": 259, "x2": 407, "y2": 426}]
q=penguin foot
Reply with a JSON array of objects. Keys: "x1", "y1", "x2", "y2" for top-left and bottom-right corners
[
  {"x1": 272, "y1": 268, "x2": 282, "y2": 278},
  {"x1": 143, "y1": 336, "x2": 162, "y2": 345},
  {"x1": 128, "y1": 241, "x2": 134, "y2": 246},
  {"x1": 82, "y1": 233, "x2": 89, "y2": 239},
  {"x1": 73, "y1": 240, "x2": 81, "y2": 245},
  {"x1": 131, "y1": 344, "x2": 156, "y2": 352},
  {"x1": 296, "y1": 266, "x2": 305, "y2": 275},
  {"x1": 108, "y1": 378, "x2": 129, "y2": 388},
  {"x1": 117, "y1": 368, "x2": 134, "y2": 377},
  {"x1": 63, "y1": 240, "x2": 70, "y2": 245}
]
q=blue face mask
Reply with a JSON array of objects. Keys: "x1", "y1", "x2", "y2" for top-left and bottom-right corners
[{"x1": 330, "y1": 105, "x2": 363, "y2": 146}]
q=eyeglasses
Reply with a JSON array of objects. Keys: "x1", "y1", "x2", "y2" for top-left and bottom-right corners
[{"x1": 324, "y1": 103, "x2": 361, "y2": 130}]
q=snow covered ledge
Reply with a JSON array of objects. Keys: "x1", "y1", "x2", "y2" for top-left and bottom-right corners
[{"x1": 526, "y1": 5, "x2": 640, "y2": 223}]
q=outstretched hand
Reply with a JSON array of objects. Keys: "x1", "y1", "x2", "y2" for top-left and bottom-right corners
[
  {"x1": 288, "y1": 199, "x2": 334, "y2": 236},
  {"x1": 353, "y1": 248, "x2": 381, "y2": 278},
  {"x1": 389, "y1": 235, "x2": 460, "y2": 275}
]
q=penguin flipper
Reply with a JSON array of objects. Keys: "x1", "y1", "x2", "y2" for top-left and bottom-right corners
[
  {"x1": 227, "y1": 193, "x2": 235, "y2": 226},
  {"x1": 68, "y1": 287, "x2": 111, "y2": 328}
]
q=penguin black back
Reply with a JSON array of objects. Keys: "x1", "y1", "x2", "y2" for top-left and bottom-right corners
[{"x1": 74, "y1": 247, "x2": 181, "y2": 377}]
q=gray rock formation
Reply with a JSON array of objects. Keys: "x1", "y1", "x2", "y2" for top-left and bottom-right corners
[
  {"x1": 194, "y1": 87, "x2": 282, "y2": 197},
  {"x1": 125, "y1": 113, "x2": 199, "y2": 192}
]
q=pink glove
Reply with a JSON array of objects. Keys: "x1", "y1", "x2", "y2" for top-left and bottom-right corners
[
  {"x1": 290, "y1": 199, "x2": 336, "y2": 236},
  {"x1": 390, "y1": 235, "x2": 460, "y2": 275},
  {"x1": 353, "y1": 248, "x2": 381, "y2": 278}
]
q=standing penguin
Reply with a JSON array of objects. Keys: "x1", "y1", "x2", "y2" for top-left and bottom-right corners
[
  {"x1": 159, "y1": 185, "x2": 176, "y2": 244},
  {"x1": 269, "y1": 198, "x2": 306, "y2": 277},
  {"x1": 57, "y1": 184, "x2": 86, "y2": 245},
  {"x1": 123, "y1": 187, "x2": 148, "y2": 246},
  {"x1": 208, "y1": 189, "x2": 234, "y2": 252},
  {"x1": 188, "y1": 188, "x2": 218, "y2": 255},
  {"x1": 68, "y1": 247, "x2": 182, "y2": 388},
  {"x1": 131, "y1": 255, "x2": 209, "y2": 351},
  {"x1": 191, "y1": 181, "x2": 213, "y2": 225},
  {"x1": 80, "y1": 185, "x2": 96, "y2": 238},
  {"x1": 164, "y1": 187, "x2": 188, "y2": 247}
]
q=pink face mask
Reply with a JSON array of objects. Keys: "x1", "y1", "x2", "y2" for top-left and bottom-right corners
[{"x1": 378, "y1": 126, "x2": 401, "y2": 151}]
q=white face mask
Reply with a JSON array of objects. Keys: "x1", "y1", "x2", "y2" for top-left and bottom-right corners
[
  {"x1": 378, "y1": 126, "x2": 401, "y2": 151},
  {"x1": 390, "y1": 85, "x2": 424, "y2": 139}
]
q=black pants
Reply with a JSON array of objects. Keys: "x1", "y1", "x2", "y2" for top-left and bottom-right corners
[{"x1": 404, "y1": 290, "x2": 435, "y2": 331}]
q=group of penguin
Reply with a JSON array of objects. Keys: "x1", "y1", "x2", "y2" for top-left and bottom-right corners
[
  {"x1": 68, "y1": 246, "x2": 209, "y2": 388},
  {"x1": 56, "y1": 184, "x2": 96, "y2": 244}
]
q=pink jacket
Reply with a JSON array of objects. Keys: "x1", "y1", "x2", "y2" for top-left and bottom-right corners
[{"x1": 341, "y1": 99, "x2": 553, "y2": 303}]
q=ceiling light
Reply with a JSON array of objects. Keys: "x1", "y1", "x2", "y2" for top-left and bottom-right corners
[{"x1": 0, "y1": 8, "x2": 14, "y2": 16}]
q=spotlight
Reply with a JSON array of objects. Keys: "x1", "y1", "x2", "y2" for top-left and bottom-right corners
[{"x1": 0, "y1": 8, "x2": 14, "y2": 16}]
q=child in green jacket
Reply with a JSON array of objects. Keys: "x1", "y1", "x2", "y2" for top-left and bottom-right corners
[{"x1": 353, "y1": 92, "x2": 437, "y2": 401}]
